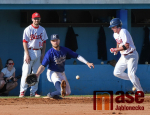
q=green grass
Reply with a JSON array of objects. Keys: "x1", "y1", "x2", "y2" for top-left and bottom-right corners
[
  {"x1": 0, "y1": 94, "x2": 150, "y2": 99},
  {"x1": 0, "y1": 95, "x2": 92, "y2": 99}
]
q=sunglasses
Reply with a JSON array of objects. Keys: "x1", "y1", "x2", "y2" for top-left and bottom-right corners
[
  {"x1": 33, "y1": 18, "x2": 40, "y2": 20},
  {"x1": 8, "y1": 63, "x2": 14, "y2": 65}
]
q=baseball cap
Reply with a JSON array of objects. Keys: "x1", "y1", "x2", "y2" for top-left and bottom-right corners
[
  {"x1": 51, "y1": 34, "x2": 59, "y2": 40},
  {"x1": 32, "y1": 12, "x2": 41, "y2": 18}
]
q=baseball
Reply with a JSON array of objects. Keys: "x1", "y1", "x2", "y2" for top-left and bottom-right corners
[
  {"x1": 101, "y1": 61, "x2": 104, "y2": 65},
  {"x1": 132, "y1": 87, "x2": 136, "y2": 92},
  {"x1": 145, "y1": 61, "x2": 148, "y2": 64},
  {"x1": 76, "y1": 75, "x2": 80, "y2": 79}
]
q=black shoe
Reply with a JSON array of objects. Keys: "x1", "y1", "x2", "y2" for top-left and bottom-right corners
[{"x1": 53, "y1": 95, "x2": 63, "y2": 99}]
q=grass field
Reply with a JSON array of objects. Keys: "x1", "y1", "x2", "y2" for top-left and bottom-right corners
[{"x1": 0, "y1": 93, "x2": 150, "y2": 98}]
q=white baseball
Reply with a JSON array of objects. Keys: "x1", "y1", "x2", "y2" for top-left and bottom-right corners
[
  {"x1": 76, "y1": 75, "x2": 80, "y2": 79},
  {"x1": 132, "y1": 87, "x2": 136, "y2": 92},
  {"x1": 101, "y1": 62, "x2": 104, "y2": 65}
]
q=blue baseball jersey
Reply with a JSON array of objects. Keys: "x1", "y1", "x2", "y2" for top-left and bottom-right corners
[{"x1": 42, "y1": 46, "x2": 78, "y2": 72}]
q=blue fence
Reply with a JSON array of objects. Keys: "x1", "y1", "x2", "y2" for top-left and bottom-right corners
[{"x1": 9, "y1": 65, "x2": 150, "y2": 96}]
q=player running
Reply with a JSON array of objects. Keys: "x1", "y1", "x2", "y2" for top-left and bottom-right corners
[
  {"x1": 36, "y1": 34, "x2": 94, "y2": 98},
  {"x1": 19, "y1": 12, "x2": 48, "y2": 97},
  {"x1": 109, "y1": 18, "x2": 143, "y2": 92}
]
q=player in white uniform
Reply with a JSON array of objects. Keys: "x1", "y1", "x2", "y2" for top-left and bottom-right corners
[
  {"x1": 109, "y1": 18, "x2": 143, "y2": 92},
  {"x1": 19, "y1": 12, "x2": 48, "y2": 97}
]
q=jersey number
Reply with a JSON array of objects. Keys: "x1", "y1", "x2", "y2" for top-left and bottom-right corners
[{"x1": 39, "y1": 42, "x2": 43, "y2": 47}]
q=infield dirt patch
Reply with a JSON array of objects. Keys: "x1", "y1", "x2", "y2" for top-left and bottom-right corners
[{"x1": 0, "y1": 96, "x2": 150, "y2": 115}]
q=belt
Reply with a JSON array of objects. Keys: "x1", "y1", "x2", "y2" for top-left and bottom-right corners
[
  {"x1": 124, "y1": 51, "x2": 134, "y2": 56},
  {"x1": 28, "y1": 48, "x2": 41, "y2": 50}
]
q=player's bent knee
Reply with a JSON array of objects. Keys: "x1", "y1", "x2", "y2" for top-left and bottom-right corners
[
  {"x1": 0, "y1": 80, "x2": 5, "y2": 89},
  {"x1": 10, "y1": 82, "x2": 18, "y2": 89},
  {"x1": 0, "y1": 80, "x2": 6, "y2": 86},
  {"x1": 128, "y1": 73, "x2": 136, "y2": 81}
]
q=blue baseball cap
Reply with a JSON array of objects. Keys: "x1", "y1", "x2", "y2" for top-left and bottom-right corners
[{"x1": 51, "y1": 34, "x2": 59, "y2": 40}]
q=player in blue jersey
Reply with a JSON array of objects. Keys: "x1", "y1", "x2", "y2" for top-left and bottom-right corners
[{"x1": 36, "y1": 34, "x2": 94, "y2": 98}]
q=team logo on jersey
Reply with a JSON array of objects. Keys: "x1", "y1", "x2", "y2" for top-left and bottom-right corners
[
  {"x1": 116, "y1": 39, "x2": 123, "y2": 44},
  {"x1": 30, "y1": 33, "x2": 43, "y2": 40},
  {"x1": 54, "y1": 55, "x2": 66, "y2": 65}
]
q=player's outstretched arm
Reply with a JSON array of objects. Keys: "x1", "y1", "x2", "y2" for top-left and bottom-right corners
[
  {"x1": 36, "y1": 65, "x2": 45, "y2": 77},
  {"x1": 77, "y1": 55, "x2": 94, "y2": 69}
]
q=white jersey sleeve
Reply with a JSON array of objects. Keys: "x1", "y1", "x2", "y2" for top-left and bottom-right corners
[
  {"x1": 23, "y1": 27, "x2": 30, "y2": 43},
  {"x1": 42, "y1": 28, "x2": 48, "y2": 41},
  {"x1": 120, "y1": 29, "x2": 131, "y2": 44}
]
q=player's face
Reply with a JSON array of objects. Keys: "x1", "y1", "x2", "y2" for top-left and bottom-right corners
[
  {"x1": 111, "y1": 26, "x2": 120, "y2": 33},
  {"x1": 7, "y1": 60, "x2": 14, "y2": 69},
  {"x1": 32, "y1": 18, "x2": 41, "y2": 25},
  {"x1": 51, "y1": 39, "x2": 60, "y2": 48}
]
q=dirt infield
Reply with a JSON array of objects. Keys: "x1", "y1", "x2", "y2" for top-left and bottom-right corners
[{"x1": 0, "y1": 96, "x2": 150, "y2": 115}]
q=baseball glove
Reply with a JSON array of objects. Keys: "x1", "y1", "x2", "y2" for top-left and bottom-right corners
[{"x1": 25, "y1": 74, "x2": 37, "y2": 86}]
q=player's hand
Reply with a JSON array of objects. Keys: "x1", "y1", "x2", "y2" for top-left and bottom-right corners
[
  {"x1": 35, "y1": 74, "x2": 39, "y2": 78},
  {"x1": 5, "y1": 76, "x2": 12, "y2": 82},
  {"x1": 110, "y1": 48, "x2": 117, "y2": 53},
  {"x1": 25, "y1": 55, "x2": 31, "y2": 64},
  {"x1": 13, "y1": 78, "x2": 18, "y2": 82},
  {"x1": 7, "y1": 76, "x2": 13, "y2": 80},
  {"x1": 6, "y1": 77, "x2": 10, "y2": 81},
  {"x1": 114, "y1": 51, "x2": 118, "y2": 55},
  {"x1": 86, "y1": 62, "x2": 94, "y2": 69},
  {"x1": 40, "y1": 54, "x2": 44, "y2": 63}
]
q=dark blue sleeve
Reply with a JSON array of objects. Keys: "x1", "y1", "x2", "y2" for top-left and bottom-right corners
[
  {"x1": 66, "y1": 47, "x2": 78, "y2": 58},
  {"x1": 42, "y1": 51, "x2": 51, "y2": 67}
]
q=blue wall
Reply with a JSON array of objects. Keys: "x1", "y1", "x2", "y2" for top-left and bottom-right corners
[
  {"x1": 0, "y1": 10, "x2": 148, "y2": 96},
  {"x1": 40, "y1": 65, "x2": 150, "y2": 95}
]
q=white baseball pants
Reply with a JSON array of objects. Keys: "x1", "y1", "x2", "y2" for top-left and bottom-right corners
[
  {"x1": 20, "y1": 49, "x2": 41, "y2": 94},
  {"x1": 47, "y1": 69, "x2": 71, "y2": 96},
  {"x1": 113, "y1": 50, "x2": 143, "y2": 91}
]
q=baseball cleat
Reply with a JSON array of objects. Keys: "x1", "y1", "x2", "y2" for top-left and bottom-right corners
[
  {"x1": 53, "y1": 95, "x2": 63, "y2": 99},
  {"x1": 19, "y1": 91, "x2": 25, "y2": 97},
  {"x1": 43, "y1": 93, "x2": 53, "y2": 99},
  {"x1": 43, "y1": 96, "x2": 51, "y2": 99},
  {"x1": 61, "y1": 80, "x2": 66, "y2": 97},
  {"x1": 30, "y1": 91, "x2": 41, "y2": 97}
]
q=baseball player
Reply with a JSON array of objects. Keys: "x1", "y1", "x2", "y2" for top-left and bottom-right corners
[
  {"x1": 109, "y1": 18, "x2": 143, "y2": 92},
  {"x1": 36, "y1": 34, "x2": 94, "y2": 98},
  {"x1": 19, "y1": 12, "x2": 48, "y2": 97}
]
